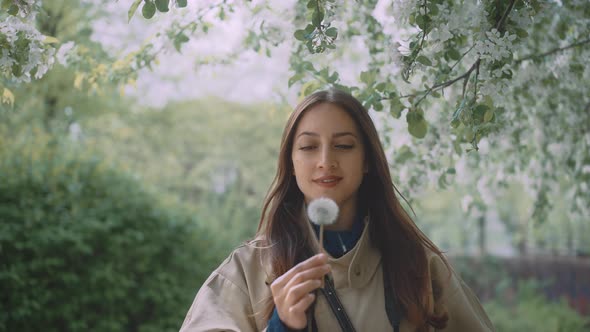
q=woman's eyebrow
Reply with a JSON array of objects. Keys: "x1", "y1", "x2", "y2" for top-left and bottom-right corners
[
  {"x1": 296, "y1": 131, "x2": 357, "y2": 138},
  {"x1": 333, "y1": 132, "x2": 357, "y2": 138}
]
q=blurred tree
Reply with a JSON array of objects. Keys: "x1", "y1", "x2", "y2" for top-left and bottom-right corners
[
  {"x1": 0, "y1": 132, "x2": 217, "y2": 332},
  {"x1": 81, "y1": 98, "x2": 288, "y2": 244}
]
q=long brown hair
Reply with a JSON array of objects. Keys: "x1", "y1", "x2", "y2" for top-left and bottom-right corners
[{"x1": 257, "y1": 89, "x2": 449, "y2": 328}]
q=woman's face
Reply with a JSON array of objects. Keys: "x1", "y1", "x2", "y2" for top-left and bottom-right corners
[{"x1": 291, "y1": 102, "x2": 367, "y2": 210}]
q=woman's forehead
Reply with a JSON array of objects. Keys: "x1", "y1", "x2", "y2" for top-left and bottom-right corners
[{"x1": 294, "y1": 103, "x2": 359, "y2": 135}]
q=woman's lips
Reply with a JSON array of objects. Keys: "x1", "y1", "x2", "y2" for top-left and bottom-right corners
[{"x1": 313, "y1": 176, "x2": 342, "y2": 188}]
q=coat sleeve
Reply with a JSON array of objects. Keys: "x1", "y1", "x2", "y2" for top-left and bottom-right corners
[
  {"x1": 179, "y1": 271, "x2": 269, "y2": 332},
  {"x1": 429, "y1": 255, "x2": 496, "y2": 332}
]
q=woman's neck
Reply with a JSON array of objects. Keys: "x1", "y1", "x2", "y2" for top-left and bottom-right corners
[{"x1": 324, "y1": 196, "x2": 358, "y2": 231}]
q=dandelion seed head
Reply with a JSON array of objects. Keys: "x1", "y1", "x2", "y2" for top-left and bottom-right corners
[{"x1": 307, "y1": 197, "x2": 339, "y2": 226}]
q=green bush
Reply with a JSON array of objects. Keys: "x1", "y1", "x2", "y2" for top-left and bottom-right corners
[
  {"x1": 0, "y1": 136, "x2": 218, "y2": 331},
  {"x1": 484, "y1": 280, "x2": 589, "y2": 332}
]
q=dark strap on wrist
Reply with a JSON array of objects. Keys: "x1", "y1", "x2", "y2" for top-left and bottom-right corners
[
  {"x1": 319, "y1": 276, "x2": 356, "y2": 332},
  {"x1": 383, "y1": 267, "x2": 402, "y2": 332}
]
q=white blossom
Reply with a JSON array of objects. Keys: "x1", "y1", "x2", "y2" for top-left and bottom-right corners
[
  {"x1": 475, "y1": 29, "x2": 517, "y2": 62},
  {"x1": 391, "y1": 0, "x2": 420, "y2": 24},
  {"x1": 0, "y1": 14, "x2": 56, "y2": 83},
  {"x1": 56, "y1": 41, "x2": 76, "y2": 66}
]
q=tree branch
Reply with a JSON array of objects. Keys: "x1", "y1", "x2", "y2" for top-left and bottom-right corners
[
  {"x1": 495, "y1": 0, "x2": 516, "y2": 32},
  {"x1": 515, "y1": 38, "x2": 590, "y2": 64},
  {"x1": 393, "y1": 0, "x2": 515, "y2": 105}
]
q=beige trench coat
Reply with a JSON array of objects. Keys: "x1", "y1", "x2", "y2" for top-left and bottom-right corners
[{"x1": 180, "y1": 219, "x2": 495, "y2": 331}]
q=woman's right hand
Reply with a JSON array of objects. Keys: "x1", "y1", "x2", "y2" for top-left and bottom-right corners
[{"x1": 270, "y1": 253, "x2": 331, "y2": 329}]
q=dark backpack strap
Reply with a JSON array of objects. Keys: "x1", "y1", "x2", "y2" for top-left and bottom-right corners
[
  {"x1": 319, "y1": 276, "x2": 357, "y2": 332},
  {"x1": 383, "y1": 267, "x2": 402, "y2": 332}
]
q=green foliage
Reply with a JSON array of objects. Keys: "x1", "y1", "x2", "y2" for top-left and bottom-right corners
[
  {"x1": 129, "y1": 0, "x2": 187, "y2": 21},
  {"x1": 0, "y1": 134, "x2": 218, "y2": 331},
  {"x1": 484, "y1": 280, "x2": 589, "y2": 332},
  {"x1": 406, "y1": 108, "x2": 428, "y2": 138},
  {"x1": 155, "y1": 0, "x2": 170, "y2": 13},
  {"x1": 142, "y1": 1, "x2": 156, "y2": 19},
  {"x1": 452, "y1": 257, "x2": 589, "y2": 331},
  {"x1": 82, "y1": 98, "x2": 286, "y2": 246}
]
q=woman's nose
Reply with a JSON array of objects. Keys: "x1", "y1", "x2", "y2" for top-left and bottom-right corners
[{"x1": 318, "y1": 148, "x2": 337, "y2": 169}]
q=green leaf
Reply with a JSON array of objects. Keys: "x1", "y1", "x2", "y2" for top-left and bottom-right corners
[
  {"x1": 155, "y1": 0, "x2": 169, "y2": 12},
  {"x1": 438, "y1": 174, "x2": 448, "y2": 189},
  {"x1": 12, "y1": 63, "x2": 22, "y2": 77},
  {"x1": 360, "y1": 70, "x2": 377, "y2": 85},
  {"x1": 7, "y1": 4, "x2": 18, "y2": 15},
  {"x1": 416, "y1": 55, "x2": 432, "y2": 66},
  {"x1": 416, "y1": 15, "x2": 431, "y2": 30},
  {"x1": 304, "y1": 24, "x2": 315, "y2": 34},
  {"x1": 43, "y1": 36, "x2": 60, "y2": 44},
  {"x1": 409, "y1": 120, "x2": 428, "y2": 138},
  {"x1": 301, "y1": 61, "x2": 315, "y2": 71},
  {"x1": 406, "y1": 111, "x2": 428, "y2": 138},
  {"x1": 415, "y1": 15, "x2": 425, "y2": 28},
  {"x1": 173, "y1": 33, "x2": 189, "y2": 52},
  {"x1": 515, "y1": 28, "x2": 528, "y2": 38},
  {"x1": 390, "y1": 98, "x2": 404, "y2": 119},
  {"x1": 312, "y1": 10, "x2": 324, "y2": 27},
  {"x1": 176, "y1": 0, "x2": 187, "y2": 8},
  {"x1": 305, "y1": 40, "x2": 314, "y2": 53},
  {"x1": 464, "y1": 127, "x2": 474, "y2": 142},
  {"x1": 288, "y1": 73, "x2": 304, "y2": 87},
  {"x1": 446, "y1": 167, "x2": 456, "y2": 174},
  {"x1": 327, "y1": 71, "x2": 339, "y2": 83},
  {"x1": 128, "y1": 0, "x2": 142, "y2": 22},
  {"x1": 484, "y1": 109, "x2": 494, "y2": 122},
  {"x1": 325, "y1": 27, "x2": 338, "y2": 38},
  {"x1": 474, "y1": 104, "x2": 489, "y2": 113},
  {"x1": 374, "y1": 101, "x2": 384, "y2": 111},
  {"x1": 294, "y1": 29, "x2": 307, "y2": 41},
  {"x1": 302, "y1": 80, "x2": 322, "y2": 96},
  {"x1": 396, "y1": 145, "x2": 415, "y2": 163},
  {"x1": 307, "y1": 0, "x2": 315, "y2": 9},
  {"x1": 428, "y1": 3, "x2": 439, "y2": 16},
  {"x1": 142, "y1": 1, "x2": 156, "y2": 19},
  {"x1": 447, "y1": 48, "x2": 461, "y2": 61}
]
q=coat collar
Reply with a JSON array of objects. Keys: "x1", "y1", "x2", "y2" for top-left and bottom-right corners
[
  {"x1": 262, "y1": 215, "x2": 382, "y2": 290},
  {"x1": 327, "y1": 216, "x2": 381, "y2": 289}
]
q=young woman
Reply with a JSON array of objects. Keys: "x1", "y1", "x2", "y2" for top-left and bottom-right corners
[{"x1": 180, "y1": 89, "x2": 495, "y2": 331}]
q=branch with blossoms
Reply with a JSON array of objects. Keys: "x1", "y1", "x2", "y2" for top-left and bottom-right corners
[
  {"x1": 394, "y1": 0, "x2": 517, "y2": 106},
  {"x1": 514, "y1": 38, "x2": 590, "y2": 64}
]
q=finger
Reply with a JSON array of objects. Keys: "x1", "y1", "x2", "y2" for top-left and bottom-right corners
[
  {"x1": 284, "y1": 264, "x2": 331, "y2": 290},
  {"x1": 285, "y1": 279, "x2": 322, "y2": 305},
  {"x1": 289, "y1": 293, "x2": 316, "y2": 319},
  {"x1": 272, "y1": 254, "x2": 328, "y2": 289}
]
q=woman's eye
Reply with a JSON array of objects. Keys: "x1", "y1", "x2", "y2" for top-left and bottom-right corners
[
  {"x1": 335, "y1": 144, "x2": 353, "y2": 149},
  {"x1": 299, "y1": 145, "x2": 316, "y2": 151}
]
